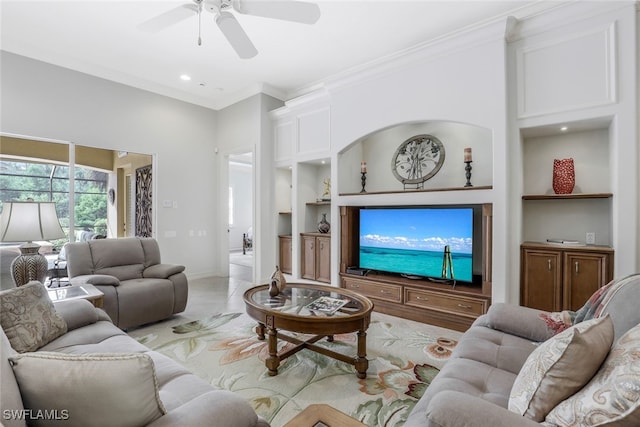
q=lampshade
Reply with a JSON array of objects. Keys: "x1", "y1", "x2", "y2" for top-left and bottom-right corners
[{"x1": 0, "y1": 202, "x2": 65, "y2": 243}]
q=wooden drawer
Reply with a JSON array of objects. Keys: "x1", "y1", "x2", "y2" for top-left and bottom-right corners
[
  {"x1": 342, "y1": 277, "x2": 402, "y2": 303},
  {"x1": 405, "y1": 288, "x2": 487, "y2": 318}
]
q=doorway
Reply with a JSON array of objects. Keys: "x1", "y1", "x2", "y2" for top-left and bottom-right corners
[{"x1": 228, "y1": 152, "x2": 253, "y2": 281}]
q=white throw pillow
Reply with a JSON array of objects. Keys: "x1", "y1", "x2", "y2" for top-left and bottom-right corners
[
  {"x1": 9, "y1": 352, "x2": 166, "y2": 427},
  {"x1": 544, "y1": 321, "x2": 640, "y2": 426},
  {"x1": 508, "y1": 315, "x2": 613, "y2": 421},
  {"x1": 0, "y1": 281, "x2": 67, "y2": 353}
]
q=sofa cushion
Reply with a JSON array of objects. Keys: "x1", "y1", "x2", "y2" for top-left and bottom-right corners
[
  {"x1": 0, "y1": 281, "x2": 67, "y2": 353},
  {"x1": 544, "y1": 321, "x2": 640, "y2": 426},
  {"x1": 9, "y1": 351, "x2": 166, "y2": 427},
  {"x1": 1, "y1": 328, "x2": 25, "y2": 427},
  {"x1": 509, "y1": 315, "x2": 614, "y2": 422}
]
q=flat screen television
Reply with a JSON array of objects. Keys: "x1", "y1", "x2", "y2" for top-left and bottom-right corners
[{"x1": 359, "y1": 206, "x2": 476, "y2": 283}]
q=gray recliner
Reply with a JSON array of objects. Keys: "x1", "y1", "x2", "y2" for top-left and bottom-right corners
[{"x1": 65, "y1": 237, "x2": 188, "y2": 329}]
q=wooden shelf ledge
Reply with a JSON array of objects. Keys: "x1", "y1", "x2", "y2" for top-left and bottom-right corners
[
  {"x1": 522, "y1": 193, "x2": 613, "y2": 200},
  {"x1": 339, "y1": 185, "x2": 492, "y2": 197}
]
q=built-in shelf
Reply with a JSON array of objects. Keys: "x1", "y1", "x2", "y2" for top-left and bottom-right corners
[
  {"x1": 306, "y1": 201, "x2": 331, "y2": 206},
  {"x1": 339, "y1": 185, "x2": 492, "y2": 197},
  {"x1": 522, "y1": 193, "x2": 613, "y2": 201}
]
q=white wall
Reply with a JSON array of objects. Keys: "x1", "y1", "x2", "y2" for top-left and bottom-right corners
[{"x1": 1, "y1": 52, "x2": 220, "y2": 278}]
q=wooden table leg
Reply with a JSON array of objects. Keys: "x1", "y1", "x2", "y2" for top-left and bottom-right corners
[
  {"x1": 256, "y1": 322, "x2": 266, "y2": 340},
  {"x1": 266, "y1": 327, "x2": 280, "y2": 376},
  {"x1": 355, "y1": 329, "x2": 368, "y2": 379}
]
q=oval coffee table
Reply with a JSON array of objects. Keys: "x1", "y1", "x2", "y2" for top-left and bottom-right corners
[{"x1": 243, "y1": 283, "x2": 374, "y2": 378}]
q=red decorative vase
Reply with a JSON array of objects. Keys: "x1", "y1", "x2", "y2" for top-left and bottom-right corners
[{"x1": 552, "y1": 158, "x2": 575, "y2": 194}]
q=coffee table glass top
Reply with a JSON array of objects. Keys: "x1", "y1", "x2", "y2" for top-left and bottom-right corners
[{"x1": 247, "y1": 284, "x2": 367, "y2": 318}]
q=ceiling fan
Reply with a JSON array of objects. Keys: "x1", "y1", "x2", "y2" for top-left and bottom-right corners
[{"x1": 140, "y1": 0, "x2": 321, "y2": 59}]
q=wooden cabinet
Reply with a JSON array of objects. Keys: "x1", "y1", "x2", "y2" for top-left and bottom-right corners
[
  {"x1": 278, "y1": 235, "x2": 292, "y2": 274},
  {"x1": 521, "y1": 242, "x2": 614, "y2": 312},
  {"x1": 301, "y1": 233, "x2": 330, "y2": 283},
  {"x1": 341, "y1": 273, "x2": 490, "y2": 332}
]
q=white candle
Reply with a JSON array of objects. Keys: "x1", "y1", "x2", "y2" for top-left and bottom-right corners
[{"x1": 464, "y1": 148, "x2": 472, "y2": 162}]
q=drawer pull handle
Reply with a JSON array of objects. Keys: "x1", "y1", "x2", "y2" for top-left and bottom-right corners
[
  {"x1": 575, "y1": 261, "x2": 579, "y2": 274},
  {"x1": 352, "y1": 284, "x2": 360, "y2": 288},
  {"x1": 458, "y1": 304, "x2": 472, "y2": 309},
  {"x1": 416, "y1": 296, "x2": 428, "y2": 301},
  {"x1": 548, "y1": 259, "x2": 552, "y2": 271}
]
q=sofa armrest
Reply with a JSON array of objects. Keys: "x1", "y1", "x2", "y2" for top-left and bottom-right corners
[
  {"x1": 143, "y1": 264, "x2": 185, "y2": 280},
  {"x1": 474, "y1": 303, "x2": 569, "y2": 342},
  {"x1": 53, "y1": 299, "x2": 101, "y2": 331},
  {"x1": 425, "y1": 391, "x2": 540, "y2": 427},
  {"x1": 145, "y1": 391, "x2": 260, "y2": 427},
  {"x1": 70, "y1": 274, "x2": 120, "y2": 286}
]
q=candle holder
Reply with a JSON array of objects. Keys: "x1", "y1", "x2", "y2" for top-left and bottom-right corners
[
  {"x1": 464, "y1": 161, "x2": 473, "y2": 187},
  {"x1": 360, "y1": 172, "x2": 367, "y2": 193}
]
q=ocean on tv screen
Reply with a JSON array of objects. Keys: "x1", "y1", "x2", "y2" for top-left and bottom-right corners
[{"x1": 359, "y1": 246, "x2": 473, "y2": 282}]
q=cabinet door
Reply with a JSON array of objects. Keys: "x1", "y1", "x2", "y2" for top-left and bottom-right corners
[
  {"x1": 316, "y1": 236, "x2": 331, "y2": 283},
  {"x1": 279, "y1": 236, "x2": 292, "y2": 274},
  {"x1": 301, "y1": 235, "x2": 316, "y2": 280},
  {"x1": 563, "y1": 251, "x2": 612, "y2": 311},
  {"x1": 521, "y1": 248, "x2": 562, "y2": 311}
]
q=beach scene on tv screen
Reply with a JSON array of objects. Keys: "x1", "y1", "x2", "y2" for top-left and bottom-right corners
[{"x1": 359, "y1": 208, "x2": 473, "y2": 282}]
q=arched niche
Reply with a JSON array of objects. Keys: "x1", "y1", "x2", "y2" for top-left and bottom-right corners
[{"x1": 338, "y1": 120, "x2": 492, "y2": 195}]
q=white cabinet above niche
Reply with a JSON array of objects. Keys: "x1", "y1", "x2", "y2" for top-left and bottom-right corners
[
  {"x1": 297, "y1": 107, "x2": 330, "y2": 158},
  {"x1": 338, "y1": 121, "x2": 493, "y2": 195},
  {"x1": 515, "y1": 23, "x2": 616, "y2": 120},
  {"x1": 271, "y1": 95, "x2": 331, "y2": 166}
]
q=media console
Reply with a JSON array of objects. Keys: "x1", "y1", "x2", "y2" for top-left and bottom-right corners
[{"x1": 339, "y1": 204, "x2": 493, "y2": 332}]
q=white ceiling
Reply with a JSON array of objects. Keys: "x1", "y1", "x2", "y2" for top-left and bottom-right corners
[{"x1": 1, "y1": 0, "x2": 550, "y2": 110}]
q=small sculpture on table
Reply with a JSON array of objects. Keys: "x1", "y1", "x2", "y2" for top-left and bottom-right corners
[{"x1": 268, "y1": 266, "x2": 287, "y2": 297}]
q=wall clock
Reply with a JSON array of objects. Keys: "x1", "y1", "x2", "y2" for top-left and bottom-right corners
[{"x1": 391, "y1": 134, "x2": 445, "y2": 189}]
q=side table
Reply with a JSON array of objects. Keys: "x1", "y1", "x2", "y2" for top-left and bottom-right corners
[{"x1": 48, "y1": 284, "x2": 104, "y2": 308}]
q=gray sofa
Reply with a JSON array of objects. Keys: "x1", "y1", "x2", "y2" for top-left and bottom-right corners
[
  {"x1": 1, "y1": 283, "x2": 269, "y2": 427},
  {"x1": 405, "y1": 273, "x2": 640, "y2": 427},
  {"x1": 65, "y1": 237, "x2": 187, "y2": 329}
]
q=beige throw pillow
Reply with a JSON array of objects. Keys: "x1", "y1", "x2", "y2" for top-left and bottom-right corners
[
  {"x1": 0, "y1": 281, "x2": 67, "y2": 353},
  {"x1": 508, "y1": 315, "x2": 614, "y2": 422},
  {"x1": 544, "y1": 321, "x2": 640, "y2": 426},
  {"x1": 9, "y1": 352, "x2": 166, "y2": 427}
]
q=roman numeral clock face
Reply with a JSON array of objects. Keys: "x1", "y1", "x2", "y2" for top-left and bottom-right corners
[{"x1": 391, "y1": 134, "x2": 445, "y2": 188}]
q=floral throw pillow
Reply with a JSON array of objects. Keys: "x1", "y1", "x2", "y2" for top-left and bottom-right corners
[
  {"x1": 544, "y1": 321, "x2": 640, "y2": 426},
  {"x1": 0, "y1": 281, "x2": 67, "y2": 353},
  {"x1": 508, "y1": 315, "x2": 614, "y2": 422}
]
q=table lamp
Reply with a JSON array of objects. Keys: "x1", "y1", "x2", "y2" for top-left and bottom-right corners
[{"x1": 0, "y1": 202, "x2": 66, "y2": 286}]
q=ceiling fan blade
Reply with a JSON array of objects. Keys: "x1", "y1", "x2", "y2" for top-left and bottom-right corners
[
  {"x1": 215, "y1": 12, "x2": 258, "y2": 59},
  {"x1": 232, "y1": 0, "x2": 320, "y2": 25},
  {"x1": 139, "y1": 4, "x2": 198, "y2": 33}
]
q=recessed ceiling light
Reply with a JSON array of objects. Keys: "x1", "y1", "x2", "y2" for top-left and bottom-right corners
[
  {"x1": 180, "y1": 74, "x2": 191, "y2": 81},
  {"x1": 560, "y1": 126, "x2": 568, "y2": 132}
]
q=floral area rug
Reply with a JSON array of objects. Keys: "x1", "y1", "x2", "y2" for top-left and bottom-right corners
[{"x1": 130, "y1": 312, "x2": 461, "y2": 427}]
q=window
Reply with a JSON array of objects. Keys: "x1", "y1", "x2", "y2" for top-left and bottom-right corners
[{"x1": 0, "y1": 160, "x2": 108, "y2": 249}]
